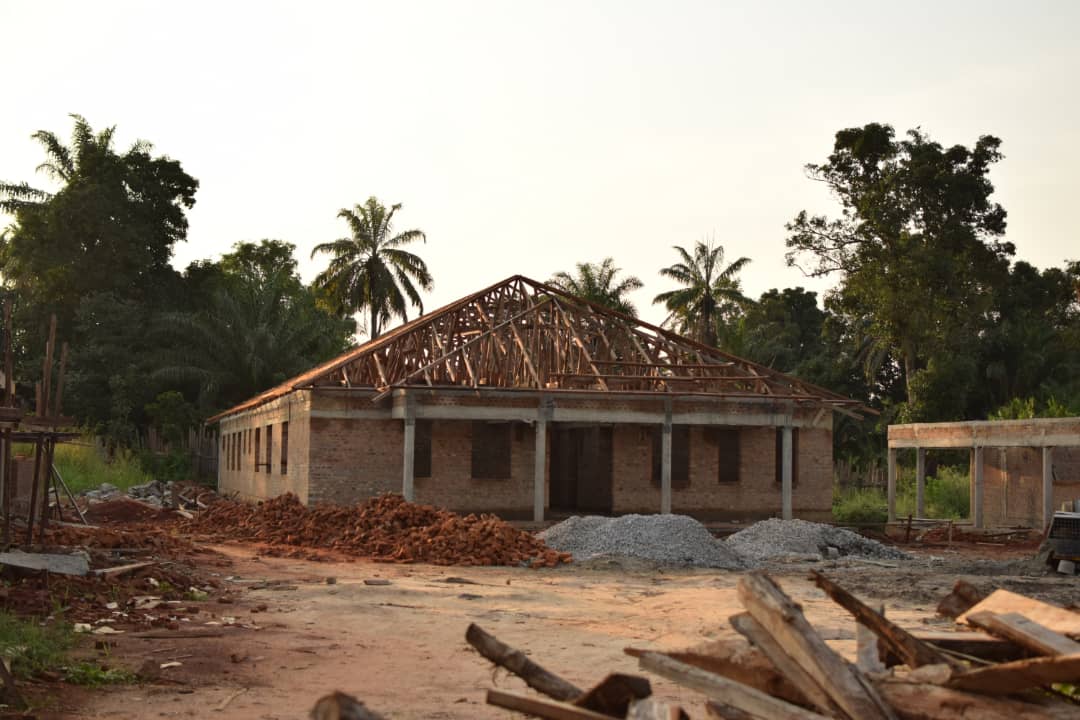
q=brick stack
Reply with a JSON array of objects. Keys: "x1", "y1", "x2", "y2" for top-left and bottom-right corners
[{"x1": 183, "y1": 493, "x2": 571, "y2": 567}]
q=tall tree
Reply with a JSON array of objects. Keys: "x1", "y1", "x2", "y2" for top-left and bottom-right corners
[
  {"x1": 154, "y1": 241, "x2": 354, "y2": 412},
  {"x1": 0, "y1": 114, "x2": 198, "y2": 329},
  {"x1": 311, "y1": 197, "x2": 431, "y2": 340},
  {"x1": 550, "y1": 258, "x2": 643, "y2": 315},
  {"x1": 653, "y1": 240, "x2": 751, "y2": 347},
  {"x1": 785, "y1": 123, "x2": 1011, "y2": 421}
]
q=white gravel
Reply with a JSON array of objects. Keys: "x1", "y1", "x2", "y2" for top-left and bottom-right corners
[
  {"x1": 539, "y1": 514, "x2": 744, "y2": 569},
  {"x1": 725, "y1": 518, "x2": 910, "y2": 565},
  {"x1": 539, "y1": 514, "x2": 909, "y2": 568}
]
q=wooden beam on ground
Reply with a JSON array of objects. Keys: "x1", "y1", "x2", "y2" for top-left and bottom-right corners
[
  {"x1": 729, "y1": 612, "x2": 841, "y2": 716},
  {"x1": 958, "y1": 590, "x2": 1080, "y2": 638},
  {"x1": 876, "y1": 680, "x2": 1072, "y2": 720},
  {"x1": 965, "y1": 612, "x2": 1080, "y2": 657},
  {"x1": 737, "y1": 573, "x2": 897, "y2": 720},
  {"x1": 486, "y1": 690, "x2": 616, "y2": 720},
  {"x1": 879, "y1": 631, "x2": 1029, "y2": 666},
  {"x1": 811, "y1": 571, "x2": 960, "y2": 670},
  {"x1": 947, "y1": 653, "x2": 1080, "y2": 695},
  {"x1": 465, "y1": 623, "x2": 582, "y2": 702},
  {"x1": 636, "y1": 651, "x2": 830, "y2": 720}
]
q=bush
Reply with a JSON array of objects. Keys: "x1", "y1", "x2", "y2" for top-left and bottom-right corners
[
  {"x1": 832, "y1": 486, "x2": 888, "y2": 524},
  {"x1": 0, "y1": 612, "x2": 73, "y2": 679},
  {"x1": 13, "y1": 438, "x2": 152, "y2": 494},
  {"x1": 136, "y1": 449, "x2": 194, "y2": 483}
]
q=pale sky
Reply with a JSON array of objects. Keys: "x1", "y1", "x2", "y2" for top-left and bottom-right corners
[{"x1": 2, "y1": 0, "x2": 1077, "y2": 330}]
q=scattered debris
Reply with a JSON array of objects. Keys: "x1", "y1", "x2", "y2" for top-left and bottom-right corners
[{"x1": 363, "y1": 578, "x2": 391, "y2": 586}]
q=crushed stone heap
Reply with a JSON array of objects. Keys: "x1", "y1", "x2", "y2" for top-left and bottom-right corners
[
  {"x1": 183, "y1": 493, "x2": 569, "y2": 567},
  {"x1": 725, "y1": 518, "x2": 911, "y2": 566},
  {"x1": 538, "y1": 514, "x2": 745, "y2": 569}
]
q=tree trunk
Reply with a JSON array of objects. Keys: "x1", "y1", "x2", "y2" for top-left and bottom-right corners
[{"x1": 370, "y1": 305, "x2": 380, "y2": 340}]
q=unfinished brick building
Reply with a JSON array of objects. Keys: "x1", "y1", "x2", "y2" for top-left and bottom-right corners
[{"x1": 210, "y1": 276, "x2": 865, "y2": 521}]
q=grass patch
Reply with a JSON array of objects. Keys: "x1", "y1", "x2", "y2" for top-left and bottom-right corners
[
  {"x1": 833, "y1": 465, "x2": 970, "y2": 523},
  {"x1": 0, "y1": 611, "x2": 74, "y2": 679},
  {"x1": 15, "y1": 439, "x2": 151, "y2": 494},
  {"x1": 63, "y1": 661, "x2": 136, "y2": 686}
]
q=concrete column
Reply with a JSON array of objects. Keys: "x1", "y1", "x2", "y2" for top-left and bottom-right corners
[
  {"x1": 781, "y1": 425, "x2": 793, "y2": 520},
  {"x1": 402, "y1": 411, "x2": 416, "y2": 503},
  {"x1": 533, "y1": 419, "x2": 547, "y2": 523},
  {"x1": 972, "y1": 446, "x2": 984, "y2": 529},
  {"x1": 887, "y1": 447, "x2": 897, "y2": 522},
  {"x1": 660, "y1": 419, "x2": 672, "y2": 514},
  {"x1": 915, "y1": 447, "x2": 926, "y2": 518},
  {"x1": 1042, "y1": 446, "x2": 1054, "y2": 531}
]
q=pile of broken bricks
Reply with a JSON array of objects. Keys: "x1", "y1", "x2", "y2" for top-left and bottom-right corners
[{"x1": 447, "y1": 572, "x2": 1080, "y2": 720}]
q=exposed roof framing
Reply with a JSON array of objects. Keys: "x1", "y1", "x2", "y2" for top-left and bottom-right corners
[{"x1": 211, "y1": 275, "x2": 864, "y2": 422}]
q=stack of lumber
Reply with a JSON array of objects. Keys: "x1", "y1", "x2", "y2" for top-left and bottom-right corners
[
  {"x1": 183, "y1": 492, "x2": 570, "y2": 567},
  {"x1": 464, "y1": 572, "x2": 1080, "y2": 719}
]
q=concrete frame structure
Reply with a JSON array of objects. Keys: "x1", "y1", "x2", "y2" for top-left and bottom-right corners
[
  {"x1": 887, "y1": 418, "x2": 1080, "y2": 529},
  {"x1": 212, "y1": 276, "x2": 864, "y2": 520}
]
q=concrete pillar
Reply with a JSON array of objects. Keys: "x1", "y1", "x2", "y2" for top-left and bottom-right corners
[
  {"x1": 660, "y1": 419, "x2": 672, "y2": 514},
  {"x1": 533, "y1": 419, "x2": 546, "y2": 522},
  {"x1": 887, "y1": 447, "x2": 897, "y2": 522},
  {"x1": 781, "y1": 426, "x2": 793, "y2": 520},
  {"x1": 972, "y1": 446, "x2": 984, "y2": 529},
  {"x1": 915, "y1": 447, "x2": 926, "y2": 519},
  {"x1": 1042, "y1": 446, "x2": 1054, "y2": 531},
  {"x1": 402, "y1": 412, "x2": 416, "y2": 503}
]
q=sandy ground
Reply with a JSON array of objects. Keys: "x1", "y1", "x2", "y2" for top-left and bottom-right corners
[{"x1": 47, "y1": 543, "x2": 1074, "y2": 720}]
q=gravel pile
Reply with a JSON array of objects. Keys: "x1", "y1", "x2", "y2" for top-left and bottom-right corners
[
  {"x1": 538, "y1": 514, "x2": 744, "y2": 569},
  {"x1": 725, "y1": 518, "x2": 910, "y2": 566}
]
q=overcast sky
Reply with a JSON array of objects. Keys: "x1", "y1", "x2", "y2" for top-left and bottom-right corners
[{"x1": 2, "y1": 0, "x2": 1077, "y2": 330}]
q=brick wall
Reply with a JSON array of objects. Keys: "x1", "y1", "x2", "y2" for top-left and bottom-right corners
[
  {"x1": 982, "y1": 446, "x2": 1080, "y2": 527},
  {"x1": 218, "y1": 391, "x2": 311, "y2": 502},
  {"x1": 610, "y1": 424, "x2": 833, "y2": 521},
  {"x1": 307, "y1": 417, "x2": 400, "y2": 505}
]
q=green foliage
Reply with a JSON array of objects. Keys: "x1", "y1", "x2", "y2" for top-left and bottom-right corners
[
  {"x1": 137, "y1": 449, "x2": 193, "y2": 483},
  {"x1": 990, "y1": 395, "x2": 1077, "y2": 420},
  {"x1": 312, "y1": 197, "x2": 431, "y2": 340},
  {"x1": 833, "y1": 465, "x2": 970, "y2": 524},
  {"x1": 786, "y1": 123, "x2": 1012, "y2": 421},
  {"x1": 145, "y1": 391, "x2": 199, "y2": 446},
  {"x1": 49, "y1": 441, "x2": 151, "y2": 494},
  {"x1": 63, "y1": 661, "x2": 136, "y2": 686},
  {"x1": 653, "y1": 239, "x2": 752, "y2": 347},
  {"x1": 550, "y1": 258, "x2": 643, "y2": 316},
  {"x1": 0, "y1": 612, "x2": 74, "y2": 679}
]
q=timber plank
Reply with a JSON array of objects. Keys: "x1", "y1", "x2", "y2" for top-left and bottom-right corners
[
  {"x1": 486, "y1": 690, "x2": 617, "y2": 720},
  {"x1": 636, "y1": 651, "x2": 830, "y2": 720},
  {"x1": 958, "y1": 590, "x2": 1080, "y2": 638},
  {"x1": 965, "y1": 611, "x2": 1080, "y2": 657},
  {"x1": 737, "y1": 573, "x2": 896, "y2": 720},
  {"x1": 947, "y1": 653, "x2": 1080, "y2": 695},
  {"x1": 877, "y1": 680, "x2": 1073, "y2": 720}
]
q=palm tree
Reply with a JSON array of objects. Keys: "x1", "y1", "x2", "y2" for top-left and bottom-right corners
[
  {"x1": 550, "y1": 258, "x2": 644, "y2": 316},
  {"x1": 311, "y1": 197, "x2": 432, "y2": 340},
  {"x1": 653, "y1": 239, "x2": 752, "y2": 347}
]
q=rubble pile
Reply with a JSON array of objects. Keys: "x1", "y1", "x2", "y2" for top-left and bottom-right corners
[
  {"x1": 725, "y1": 517, "x2": 911, "y2": 565},
  {"x1": 183, "y1": 493, "x2": 571, "y2": 567}
]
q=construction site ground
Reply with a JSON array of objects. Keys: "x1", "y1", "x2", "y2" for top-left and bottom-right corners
[{"x1": 34, "y1": 537, "x2": 1074, "y2": 720}]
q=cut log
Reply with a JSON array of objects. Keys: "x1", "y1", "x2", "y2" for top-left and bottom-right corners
[
  {"x1": 729, "y1": 612, "x2": 842, "y2": 716},
  {"x1": 936, "y1": 580, "x2": 985, "y2": 619},
  {"x1": 465, "y1": 623, "x2": 582, "y2": 701},
  {"x1": 94, "y1": 561, "x2": 155, "y2": 578},
  {"x1": 877, "y1": 680, "x2": 1075, "y2": 720},
  {"x1": 486, "y1": 689, "x2": 621, "y2": 720},
  {"x1": 965, "y1": 611, "x2": 1080, "y2": 657},
  {"x1": 625, "y1": 642, "x2": 807, "y2": 707},
  {"x1": 811, "y1": 571, "x2": 959, "y2": 671},
  {"x1": 737, "y1": 572, "x2": 897, "y2": 720},
  {"x1": 636, "y1": 651, "x2": 831, "y2": 720},
  {"x1": 573, "y1": 673, "x2": 651, "y2": 717},
  {"x1": 947, "y1": 653, "x2": 1080, "y2": 695},
  {"x1": 879, "y1": 631, "x2": 1030, "y2": 666},
  {"x1": 958, "y1": 590, "x2": 1080, "y2": 638},
  {"x1": 0, "y1": 550, "x2": 88, "y2": 576}
]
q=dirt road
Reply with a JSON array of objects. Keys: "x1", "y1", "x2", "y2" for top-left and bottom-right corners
[{"x1": 56, "y1": 544, "x2": 1072, "y2": 719}]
